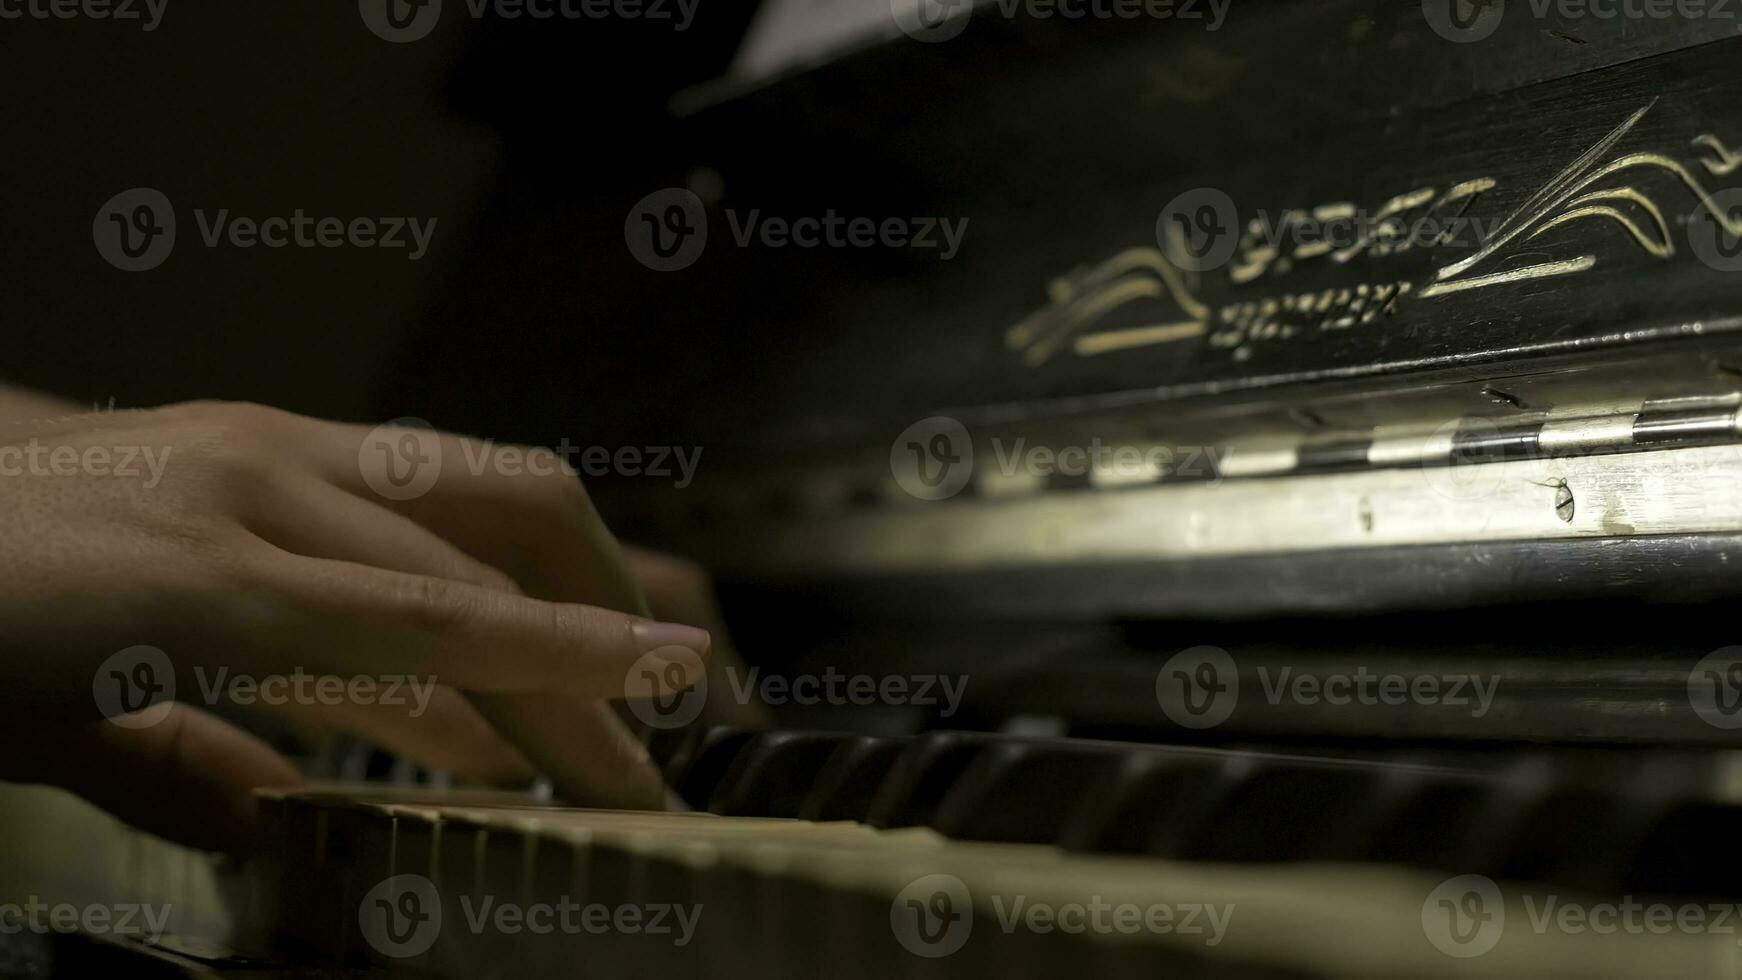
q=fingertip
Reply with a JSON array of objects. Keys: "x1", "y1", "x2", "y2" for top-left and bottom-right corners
[{"x1": 630, "y1": 620, "x2": 712, "y2": 659}]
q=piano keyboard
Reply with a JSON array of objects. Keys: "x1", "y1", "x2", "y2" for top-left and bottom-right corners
[{"x1": 246, "y1": 727, "x2": 1742, "y2": 979}]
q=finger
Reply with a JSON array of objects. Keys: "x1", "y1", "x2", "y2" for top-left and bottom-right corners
[
  {"x1": 626, "y1": 546, "x2": 770, "y2": 728},
  {"x1": 255, "y1": 686, "x2": 537, "y2": 786},
  {"x1": 253, "y1": 554, "x2": 711, "y2": 697},
  {"x1": 0, "y1": 703, "x2": 300, "y2": 855},
  {"x1": 285, "y1": 415, "x2": 694, "y2": 810},
  {"x1": 236, "y1": 495, "x2": 687, "y2": 806},
  {"x1": 239, "y1": 474, "x2": 521, "y2": 595},
  {"x1": 468, "y1": 693, "x2": 669, "y2": 810},
  {"x1": 312, "y1": 421, "x2": 648, "y2": 614}
]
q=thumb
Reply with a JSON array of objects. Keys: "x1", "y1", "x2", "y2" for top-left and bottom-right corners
[{"x1": 2, "y1": 703, "x2": 301, "y2": 855}]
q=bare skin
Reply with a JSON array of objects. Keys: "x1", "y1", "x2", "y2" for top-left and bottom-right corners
[{"x1": 0, "y1": 388, "x2": 750, "y2": 854}]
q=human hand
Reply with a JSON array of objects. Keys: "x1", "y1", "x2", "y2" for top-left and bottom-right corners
[{"x1": 0, "y1": 401, "x2": 711, "y2": 852}]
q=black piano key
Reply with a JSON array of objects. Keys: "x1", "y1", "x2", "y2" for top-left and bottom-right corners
[
  {"x1": 1188, "y1": 762, "x2": 1384, "y2": 863},
  {"x1": 865, "y1": 732, "x2": 989, "y2": 829},
  {"x1": 1423, "y1": 755, "x2": 1564, "y2": 880},
  {"x1": 648, "y1": 725, "x2": 1742, "y2": 901},
  {"x1": 662, "y1": 726, "x2": 758, "y2": 810},
  {"x1": 932, "y1": 741, "x2": 1128, "y2": 844},
  {"x1": 798, "y1": 735, "x2": 909, "y2": 822},
  {"x1": 1360, "y1": 774, "x2": 1495, "y2": 871},
  {"x1": 647, "y1": 726, "x2": 696, "y2": 773},
  {"x1": 1626, "y1": 802, "x2": 1742, "y2": 896},
  {"x1": 707, "y1": 730, "x2": 856, "y2": 817},
  {"x1": 1491, "y1": 787, "x2": 1668, "y2": 891}
]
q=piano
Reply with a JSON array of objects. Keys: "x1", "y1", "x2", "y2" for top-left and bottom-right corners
[{"x1": 10, "y1": 0, "x2": 1742, "y2": 976}]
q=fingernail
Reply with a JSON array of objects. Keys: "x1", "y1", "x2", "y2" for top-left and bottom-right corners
[{"x1": 632, "y1": 621, "x2": 711, "y2": 659}]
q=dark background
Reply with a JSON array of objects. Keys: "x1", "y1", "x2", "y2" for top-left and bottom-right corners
[{"x1": 1, "y1": 2, "x2": 755, "y2": 439}]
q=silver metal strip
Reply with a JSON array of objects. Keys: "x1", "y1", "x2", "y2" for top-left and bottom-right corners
[{"x1": 743, "y1": 443, "x2": 1742, "y2": 573}]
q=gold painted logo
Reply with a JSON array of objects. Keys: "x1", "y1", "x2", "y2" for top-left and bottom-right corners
[{"x1": 1006, "y1": 99, "x2": 1742, "y2": 366}]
